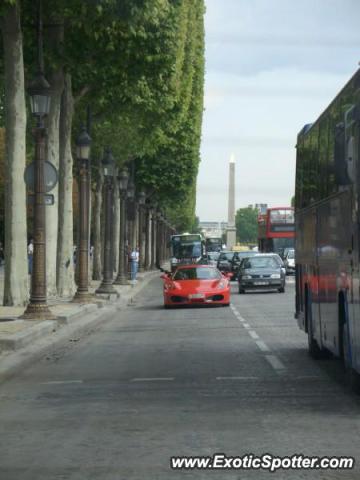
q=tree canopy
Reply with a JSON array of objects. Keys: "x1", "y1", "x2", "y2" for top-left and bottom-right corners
[{"x1": 235, "y1": 206, "x2": 259, "y2": 243}]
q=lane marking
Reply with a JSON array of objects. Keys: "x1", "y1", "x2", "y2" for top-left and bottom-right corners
[
  {"x1": 41, "y1": 380, "x2": 83, "y2": 385},
  {"x1": 243, "y1": 323, "x2": 250, "y2": 329},
  {"x1": 131, "y1": 377, "x2": 174, "y2": 382},
  {"x1": 248, "y1": 330, "x2": 260, "y2": 340},
  {"x1": 216, "y1": 376, "x2": 259, "y2": 381},
  {"x1": 255, "y1": 340, "x2": 271, "y2": 352},
  {"x1": 265, "y1": 354, "x2": 286, "y2": 371}
]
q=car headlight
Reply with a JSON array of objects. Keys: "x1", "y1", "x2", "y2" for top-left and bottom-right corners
[
  {"x1": 242, "y1": 275, "x2": 252, "y2": 279},
  {"x1": 217, "y1": 281, "x2": 226, "y2": 289},
  {"x1": 270, "y1": 273, "x2": 281, "y2": 279},
  {"x1": 171, "y1": 258, "x2": 178, "y2": 264}
]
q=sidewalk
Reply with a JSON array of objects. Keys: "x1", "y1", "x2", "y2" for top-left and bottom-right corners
[{"x1": 0, "y1": 269, "x2": 161, "y2": 381}]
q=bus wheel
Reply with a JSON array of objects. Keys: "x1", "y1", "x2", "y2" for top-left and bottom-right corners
[{"x1": 342, "y1": 322, "x2": 360, "y2": 393}]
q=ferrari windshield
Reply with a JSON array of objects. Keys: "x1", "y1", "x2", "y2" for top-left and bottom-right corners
[{"x1": 173, "y1": 267, "x2": 222, "y2": 281}]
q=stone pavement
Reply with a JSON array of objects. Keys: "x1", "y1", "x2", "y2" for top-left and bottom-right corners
[{"x1": 0, "y1": 269, "x2": 161, "y2": 381}]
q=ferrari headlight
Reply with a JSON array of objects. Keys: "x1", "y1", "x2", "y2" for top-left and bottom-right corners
[
  {"x1": 270, "y1": 273, "x2": 281, "y2": 279},
  {"x1": 217, "y1": 281, "x2": 226, "y2": 289}
]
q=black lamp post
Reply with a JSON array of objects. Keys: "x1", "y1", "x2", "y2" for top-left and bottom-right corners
[
  {"x1": 113, "y1": 168, "x2": 129, "y2": 285},
  {"x1": 22, "y1": 1, "x2": 54, "y2": 320},
  {"x1": 73, "y1": 126, "x2": 92, "y2": 302},
  {"x1": 137, "y1": 191, "x2": 146, "y2": 272},
  {"x1": 96, "y1": 147, "x2": 117, "y2": 295}
]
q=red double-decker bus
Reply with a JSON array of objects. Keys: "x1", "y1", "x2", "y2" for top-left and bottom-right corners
[{"x1": 258, "y1": 207, "x2": 295, "y2": 256}]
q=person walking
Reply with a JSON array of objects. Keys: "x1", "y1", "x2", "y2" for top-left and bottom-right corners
[
  {"x1": 130, "y1": 245, "x2": 140, "y2": 285},
  {"x1": 27, "y1": 238, "x2": 34, "y2": 275}
]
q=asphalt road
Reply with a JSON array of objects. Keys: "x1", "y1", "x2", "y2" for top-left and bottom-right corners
[{"x1": 0, "y1": 276, "x2": 360, "y2": 480}]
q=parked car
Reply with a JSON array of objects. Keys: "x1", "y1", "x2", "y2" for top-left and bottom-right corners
[
  {"x1": 238, "y1": 253, "x2": 286, "y2": 293},
  {"x1": 284, "y1": 249, "x2": 295, "y2": 274},
  {"x1": 161, "y1": 265, "x2": 231, "y2": 307},
  {"x1": 217, "y1": 250, "x2": 257, "y2": 280}
]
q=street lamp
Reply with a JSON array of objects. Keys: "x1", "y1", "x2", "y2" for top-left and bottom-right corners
[
  {"x1": 96, "y1": 147, "x2": 117, "y2": 295},
  {"x1": 22, "y1": 1, "x2": 54, "y2": 320},
  {"x1": 73, "y1": 126, "x2": 92, "y2": 303},
  {"x1": 113, "y1": 168, "x2": 129, "y2": 285}
]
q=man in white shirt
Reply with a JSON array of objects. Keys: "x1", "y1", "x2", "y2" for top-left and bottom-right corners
[{"x1": 130, "y1": 246, "x2": 140, "y2": 284}]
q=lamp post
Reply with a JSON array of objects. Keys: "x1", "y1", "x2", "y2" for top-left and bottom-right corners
[
  {"x1": 96, "y1": 147, "x2": 117, "y2": 295},
  {"x1": 113, "y1": 168, "x2": 129, "y2": 285},
  {"x1": 137, "y1": 191, "x2": 146, "y2": 272},
  {"x1": 73, "y1": 126, "x2": 92, "y2": 302},
  {"x1": 22, "y1": 1, "x2": 54, "y2": 320}
]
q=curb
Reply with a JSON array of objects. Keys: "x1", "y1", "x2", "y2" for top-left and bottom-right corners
[{"x1": 0, "y1": 270, "x2": 159, "y2": 383}]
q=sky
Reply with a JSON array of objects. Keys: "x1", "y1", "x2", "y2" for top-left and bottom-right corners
[{"x1": 196, "y1": 0, "x2": 360, "y2": 221}]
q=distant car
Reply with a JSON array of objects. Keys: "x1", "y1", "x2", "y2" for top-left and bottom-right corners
[
  {"x1": 161, "y1": 265, "x2": 231, "y2": 307},
  {"x1": 203, "y1": 251, "x2": 220, "y2": 266},
  {"x1": 238, "y1": 253, "x2": 286, "y2": 293},
  {"x1": 284, "y1": 249, "x2": 295, "y2": 274},
  {"x1": 217, "y1": 250, "x2": 257, "y2": 280}
]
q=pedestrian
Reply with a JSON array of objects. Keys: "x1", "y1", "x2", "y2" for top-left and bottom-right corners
[
  {"x1": 0, "y1": 242, "x2": 4, "y2": 266},
  {"x1": 27, "y1": 238, "x2": 34, "y2": 274},
  {"x1": 130, "y1": 245, "x2": 140, "y2": 285}
]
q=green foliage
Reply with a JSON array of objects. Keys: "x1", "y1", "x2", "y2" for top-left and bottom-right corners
[
  {"x1": 235, "y1": 207, "x2": 259, "y2": 243},
  {"x1": 0, "y1": 0, "x2": 205, "y2": 232}
]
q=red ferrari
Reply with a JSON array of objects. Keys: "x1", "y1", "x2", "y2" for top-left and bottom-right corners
[{"x1": 161, "y1": 264, "x2": 231, "y2": 308}]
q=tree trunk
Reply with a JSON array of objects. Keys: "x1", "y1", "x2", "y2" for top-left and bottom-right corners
[
  {"x1": 1, "y1": 3, "x2": 29, "y2": 306},
  {"x1": 57, "y1": 73, "x2": 75, "y2": 297},
  {"x1": 45, "y1": 16, "x2": 64, "y2": 297},
  {"x1": 92, "y1": 162, "x2": 103, "y2": 280},
  {"x1": 45, "y1": 67, "x2": 63, "y2": 297}
]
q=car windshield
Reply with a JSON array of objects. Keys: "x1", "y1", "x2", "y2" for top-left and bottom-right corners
[
  {"x1": 243, "y1": 257, "x2": 279, "y2": 269},
  {"x1": 219, "y1": 252, "x2": 233, "y2": 261},
  {"x1": 287, "y1": 250, "x2": 295, "y2": 259},
  {"x1": 173, "y1": 267, "x2": 222, "y2": 280}
]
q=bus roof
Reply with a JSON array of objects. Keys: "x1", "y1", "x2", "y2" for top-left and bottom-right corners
[{"x1": 297, "y1": 68, "x2": 360, "y2": 140}]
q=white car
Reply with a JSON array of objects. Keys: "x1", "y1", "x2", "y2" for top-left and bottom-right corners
[{"x1": 284, "y1": 249, "x2": 295, "y2": 274}]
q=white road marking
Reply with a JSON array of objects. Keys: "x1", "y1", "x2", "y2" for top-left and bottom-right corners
[
  {"x1": 131, "y1": 377, "x2": 174, "y2": 382},
  {"x1": 265, "y1": 355, "x2": 286, "y2": 371},
  {"x1": 255, "y1": 340, "x2": 271, "y2": 352},
  {"x1": 216, "y1": 376, "x2": 259, "y2": 381},
  {"x1": 41, "y1": 380, "x2": 83, "y2": 385},
  {"x1": 248, "y1": 330, "x2": 260, "y2": 340},
  {"x1": 243, "y1": 323, "x2": 250, "y2": 329}
]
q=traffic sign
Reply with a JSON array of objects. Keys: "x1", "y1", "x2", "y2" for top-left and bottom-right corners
[
  {"x1": 24, "y1": 161, "x2": 58, "y2": 193},
  {"x1": 27, "y1": 194, "x2": 55, "y2": 206}
]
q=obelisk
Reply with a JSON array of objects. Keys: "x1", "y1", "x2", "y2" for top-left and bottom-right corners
[{"x1": 226, "y1": 153, "x2": 236, "y2": 249}]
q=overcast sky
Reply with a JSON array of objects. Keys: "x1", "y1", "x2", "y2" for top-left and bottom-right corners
[{"x1": 196, "y1": 0, "x2": 360, "y2": 221}]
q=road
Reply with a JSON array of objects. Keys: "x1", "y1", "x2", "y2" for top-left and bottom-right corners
[{"x1": 0, "y1": 277, "x2": 359, "y2": 479}]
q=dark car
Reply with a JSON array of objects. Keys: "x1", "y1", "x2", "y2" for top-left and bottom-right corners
[
  {"x1": 217, "y1": 250, "x2": 257, "y2": 280},
  {"x1": 238, "y1": 253, "x2": 286, "y2": 293}
]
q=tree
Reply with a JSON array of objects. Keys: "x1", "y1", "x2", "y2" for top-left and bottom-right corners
[
  {"x1": 1, "y1": 1, "x2": 29, "y2": 306},
  {"x1": 235, "y1": 206, "x2": 259, "y2": 244}
]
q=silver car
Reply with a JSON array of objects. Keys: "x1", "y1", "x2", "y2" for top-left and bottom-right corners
[{"x1": 238, "y1": 254, "x2": 286, "y2": 293}]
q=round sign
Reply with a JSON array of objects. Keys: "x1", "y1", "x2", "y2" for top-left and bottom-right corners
[{"x1": 24, "y1": 161, "x2": 58, "y2": 193}]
